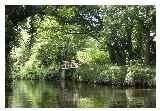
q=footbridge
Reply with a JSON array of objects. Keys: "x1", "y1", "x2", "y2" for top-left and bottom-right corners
[{"x1": 60, "y1": 60, "x2": 81, "y2": 69}]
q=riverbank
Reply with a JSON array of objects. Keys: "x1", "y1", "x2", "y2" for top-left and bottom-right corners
[
  {"x1": 11, "y1": 64, "x2": 156, "y2": 88},
  {"x1": 72, "y1": 64, "x2": 155, "y2": 88}
]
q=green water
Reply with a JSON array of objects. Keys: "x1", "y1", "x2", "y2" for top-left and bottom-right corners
[{"x1": 6, "y1": 80, "x2": 156, "y2": 108}]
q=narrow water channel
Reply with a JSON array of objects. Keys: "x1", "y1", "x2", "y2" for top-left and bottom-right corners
[{"x1": 6, "y1": 80, "x2": 156, "y2": 108}]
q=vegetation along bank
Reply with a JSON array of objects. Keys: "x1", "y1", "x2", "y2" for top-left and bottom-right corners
[{"x1": 6, "y1": 5, "x2": 156, "y2": 88}]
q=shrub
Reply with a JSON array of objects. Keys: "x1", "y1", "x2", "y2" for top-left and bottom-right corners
[
  {"x1": 97, "y1": 66, "x2": 127, "y2": 85},
  {"x1": 13, "y1": 66, "x2": 59, "y2": 80},
  {"x1": 74, "y1": 63, "x2": 127, "y2": 85},
  {"x1": 74, "y1": 63, "x2": 155, "y2": 87},
  {"x1": 125, "y1": 65, "x2": 155, "y2": 87}
]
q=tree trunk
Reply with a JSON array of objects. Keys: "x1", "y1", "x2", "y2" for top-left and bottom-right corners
[
  {"x1": 126, "y1": 25, "x2": 133, "y2": 60},
  {"x1": 144, "y1": 31, "x2": 151, "y2": 65},
  {"x1": 143, "y1": 6, "x2": 153, "y2": 65},
  {"x1": 144, "y1": 41, "x2": 150, "y2": 64}
]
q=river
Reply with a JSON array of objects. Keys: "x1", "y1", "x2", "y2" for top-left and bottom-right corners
[{"x1": 5, "y1": 80, "x2": 156, "y2": 108}]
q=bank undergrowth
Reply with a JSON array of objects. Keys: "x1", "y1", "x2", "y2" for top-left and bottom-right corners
[
  {"x1": 72, "y1": 63, "x2": 155, "y2": 88},
  {"x1": 11, "y1": 63, "x2": 155, "y2": 88}
]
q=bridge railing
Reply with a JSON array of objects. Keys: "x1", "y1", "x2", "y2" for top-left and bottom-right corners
[{"x1": 60, "y1": 60, "x2": 80, "y2": 69}]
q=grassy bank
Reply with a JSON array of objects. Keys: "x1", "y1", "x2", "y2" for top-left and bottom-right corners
[
  {"x1": 11, "y1": 64, "x2": 155, "y2": 88},
  {"x1": 72, "y1": 64, "x2": 156, "y2": 88},
  {"x1": 11, "y1": 67, "x2": 60, "y2": 80}
]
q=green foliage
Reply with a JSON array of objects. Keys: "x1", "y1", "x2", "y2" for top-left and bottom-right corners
[
  {"x1": 101, "y1": 6, "x2": 156, "y2": 65},
  {"x1": 6, "y1": 5, "x2": 156, "y2": 88},
  {"x1": 125, "y1": 65, "x2": 155, "y2": 87},
  {"x1": 75, "y1": 63, "x2": 97, "y2": 81},
  {"x1": 74, "y1": 63, "x2": 155, "y2": 87},
  {"x1": 99, "y1": 66, "x2": 127, "y2": 84},
  {"x1": 12, "y1": 67, "x2": 59, "y2": 80},
  {"x1": 75, "y1": 63, "x2": 127, "y2": 84},
  {"x1": 76, "y1": 38, "x2": 110, "y2": 64}
]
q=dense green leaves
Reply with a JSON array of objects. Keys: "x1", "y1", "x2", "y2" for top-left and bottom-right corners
[
  {"x1": 101, "y1": 6, "x2": 156, "y2": 65},
  {"x1": 5, "y1": 5, "x2": 155, "y2": 87}
]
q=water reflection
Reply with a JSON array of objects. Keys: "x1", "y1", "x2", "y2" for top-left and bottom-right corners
[{"x1": 6, "y1": 80, "x2": 156, "y2": 108}]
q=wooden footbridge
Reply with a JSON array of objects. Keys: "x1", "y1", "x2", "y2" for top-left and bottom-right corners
[
  {"x1": 60, "y1": 60, "x2": 81, "y2": 79},
  {"x1": 60, "y1": 60, "x2": 81, "y2": 69}
]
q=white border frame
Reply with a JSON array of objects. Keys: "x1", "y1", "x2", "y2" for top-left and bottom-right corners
[{"x1": 0, "y1": 0, "x2": 159, "y2": 111}]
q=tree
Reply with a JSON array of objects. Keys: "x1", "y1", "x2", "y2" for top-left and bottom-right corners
[{"x1": 101, "y1": 6, "x2": 156, "y2": 65}]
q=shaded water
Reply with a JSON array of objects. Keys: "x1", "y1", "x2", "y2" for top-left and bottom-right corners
[{"x1": 6, "y1": 80, "x2": 156, "y2": 108}]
